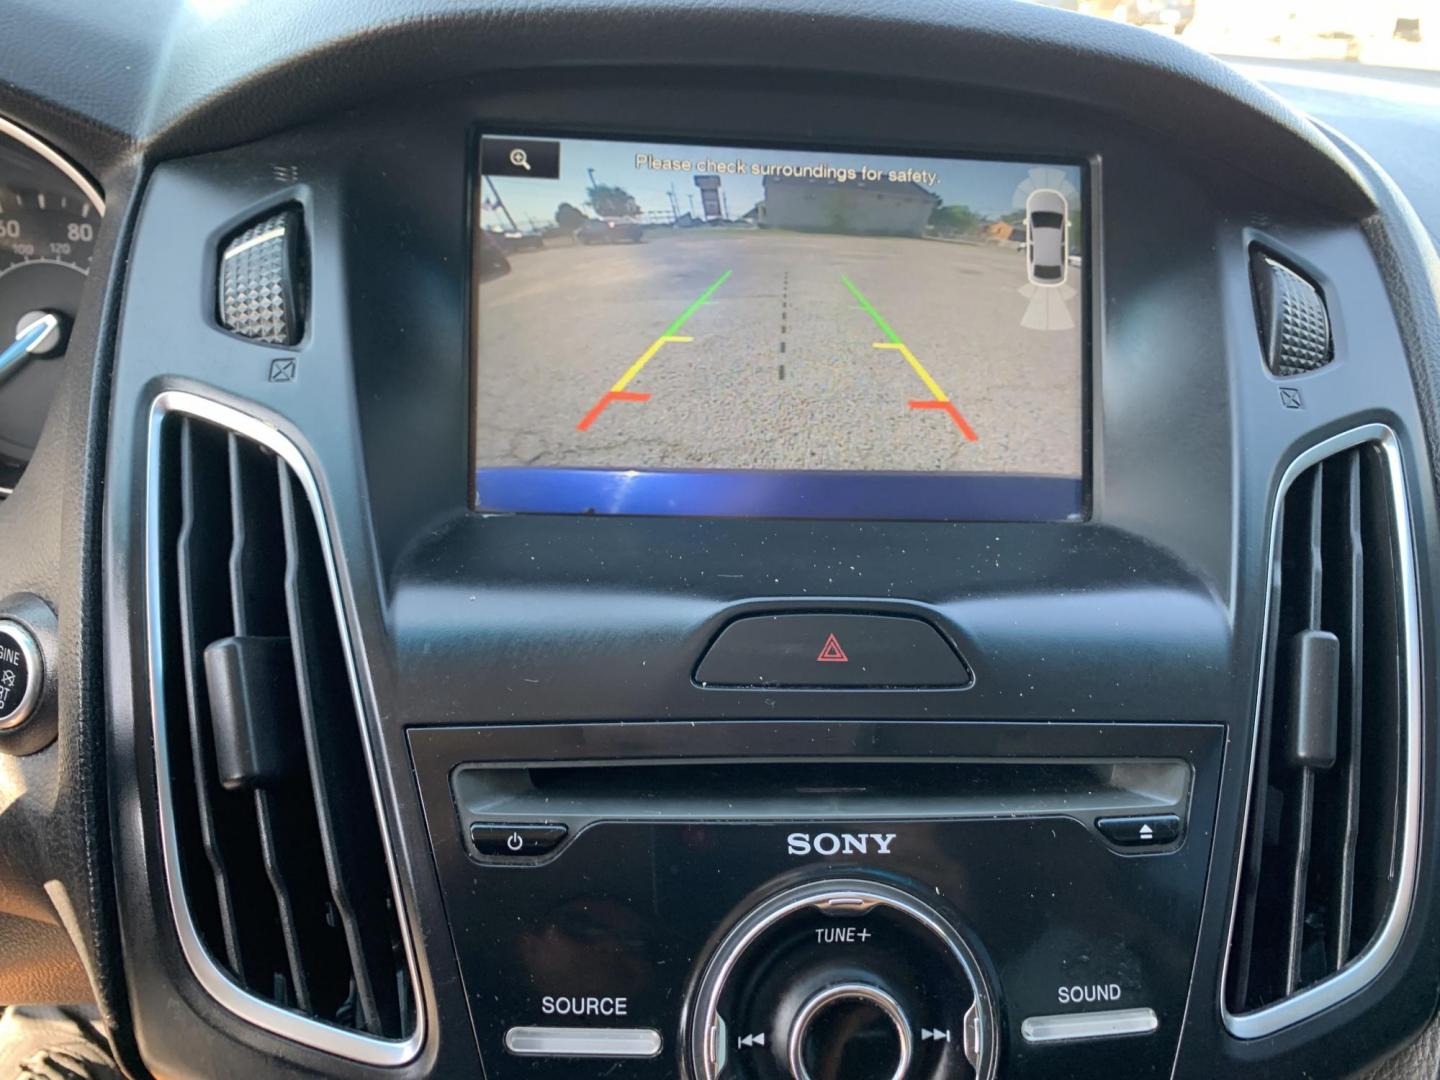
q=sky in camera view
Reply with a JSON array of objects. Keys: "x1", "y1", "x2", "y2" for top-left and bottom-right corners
[{"x1": 482, "y1": 139, "x2": 1056, "y2": 230}]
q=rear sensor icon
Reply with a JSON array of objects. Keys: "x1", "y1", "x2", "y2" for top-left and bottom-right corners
[
  {"x1": 1013, "y1": 168, "x2": 1080, "y2": 331},
  {"x1": 817, "y1": 634, "x2": 849, "y2": 663}
]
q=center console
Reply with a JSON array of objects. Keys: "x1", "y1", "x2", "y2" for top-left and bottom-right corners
[
  {"x1": 394, "y1": 110, "x2": 1235, "y2": 1077},
  {"x1": 411, "y1": 722, "x2": 1220, "y2": 1079}
]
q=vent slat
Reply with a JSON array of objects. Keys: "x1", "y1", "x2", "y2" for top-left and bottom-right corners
[
  {"x1": 226, "y1": 436, "x2": 310, "y2": 1011},
  {"x1": 1351, "y1": 447, "x2": 1404, "y2": 948},
  {"x1": 1303, "y1": 463, "x2": 1325, "y2": 628},
  {"x1": 158, "y1": 412, "x2": 415, "y2": 1047},
  {"x1": 251, "y1": 792, "x2": 308, "y2": 1010},
  {"x1": 1227, "y1": 439, "x2": 1406, "y2": 1021},
  {"x1": 178, "y1": 423, "x2": 290, "y2": 991},
  {"x1": 1282, "y1": 469, "x2": 1324, "y2": 993},
  {"x1": 277, "y1": 465, "x2": 404, "y2": 1038},
  {"x1": 1229, "y1": 495, "x2": 1287, "y2": 1013},
  {"x1": 1284, "y1": 768, "x2": 1314, "y2": 995},
  {"x1": 176, "y1": 420, "x2": 248, "y2": 980},
  {"x1": 1330, "y1": 450, "x2": 1364, "y2": 967}
]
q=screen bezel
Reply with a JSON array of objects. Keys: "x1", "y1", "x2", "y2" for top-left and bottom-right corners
[{"x1": 468, "y1": 124, "x2": 1095, "y2": 523}]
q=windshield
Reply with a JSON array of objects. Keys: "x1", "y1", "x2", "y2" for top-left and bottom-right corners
[{"x1": 1028, "y1": 1, "x2": 1436, "y2": 72}]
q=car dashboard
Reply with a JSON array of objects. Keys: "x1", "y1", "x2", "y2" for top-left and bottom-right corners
[{"x1": 0, "y1": 2, "x2": 1438, "y2": 1078}]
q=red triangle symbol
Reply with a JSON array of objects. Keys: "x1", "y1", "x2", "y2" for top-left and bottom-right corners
[{"x1": 817, "y1": 633, "x2": 849, "y2": 663}]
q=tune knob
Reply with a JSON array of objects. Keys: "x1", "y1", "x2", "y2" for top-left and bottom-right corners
[
  {"x1": 689, "y1": 879, "x2": 996, "y2": 1080},
  {"x1": 788, "y1": 982, "x2": 912, "y2": 1080}
]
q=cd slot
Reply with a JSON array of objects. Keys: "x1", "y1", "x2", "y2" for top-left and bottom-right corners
[{"x1": 453, "y1": 758, "x2": 1191, "y2": 824}]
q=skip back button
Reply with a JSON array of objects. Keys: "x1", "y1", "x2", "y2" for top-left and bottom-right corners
[{"x1": 471, "y1": 823, "x2": 569, "y2": 858}]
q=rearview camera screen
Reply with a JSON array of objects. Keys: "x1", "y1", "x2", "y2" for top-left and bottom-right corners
[{"x1": 472, "y1": 133, "x2": 1087, "y2": 520}]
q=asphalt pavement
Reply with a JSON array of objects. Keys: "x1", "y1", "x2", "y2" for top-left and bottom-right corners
[{"x1": 474, "y1": 229, "x2": 1083, "y2": 477}]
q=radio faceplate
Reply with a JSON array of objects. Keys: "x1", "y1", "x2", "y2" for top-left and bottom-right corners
[{"x1": 409, "y1": 722, "x2": 1222, "y2": 1079}]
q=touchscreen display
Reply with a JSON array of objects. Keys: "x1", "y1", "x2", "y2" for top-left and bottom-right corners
[{"x1": 473, "y1": 133, "x2": 1087, "y2": 520}]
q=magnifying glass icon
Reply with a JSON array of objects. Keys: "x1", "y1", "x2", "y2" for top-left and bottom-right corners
[{"x1": 509, "y1": 147, "x2": 531, "y2": 171}]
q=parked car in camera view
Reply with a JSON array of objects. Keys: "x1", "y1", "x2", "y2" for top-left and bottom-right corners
[
  {"x1": 1026, "y1": 188, "x2": 1069, "y2": 286},
  {"x1": 576, "y1": 217, "x2": 644, "y2": 244},
  {"x1": 476, "y1": 230, "x2": 511, "y2": 279}
]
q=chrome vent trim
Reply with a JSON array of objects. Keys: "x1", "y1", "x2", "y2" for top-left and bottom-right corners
[
  {"x1": 1221, "y1": 423, "x2": 1420, "y2": 1039},
  {"x1": 144, "y1": 390, "x2": 425, "y2": 1064}
]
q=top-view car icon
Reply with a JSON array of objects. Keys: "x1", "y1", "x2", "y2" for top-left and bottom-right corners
[{"x1": 1025, "y1": 188, "x2": 1069, "y2": 286}]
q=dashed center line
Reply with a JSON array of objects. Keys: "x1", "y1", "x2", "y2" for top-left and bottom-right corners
[{"x1": 778, "y1": 269, "x2": 790, "y2": 377}]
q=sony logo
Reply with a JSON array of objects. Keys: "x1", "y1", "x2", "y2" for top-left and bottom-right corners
[{"x1": 787, "y1": 832, "x2": 897, "y2": 857}]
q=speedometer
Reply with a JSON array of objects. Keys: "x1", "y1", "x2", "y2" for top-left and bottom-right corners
[{"x1": 0, "y1": 116, "x2": 103, "y2": 494}]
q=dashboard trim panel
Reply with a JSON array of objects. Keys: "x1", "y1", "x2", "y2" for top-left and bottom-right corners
[
  {"x1": 142, "y1": 389, "x2": 427, "y2": 1065},
  {"x1": 77, "y1": 33, "x2": 1440, "y2": 1077}
]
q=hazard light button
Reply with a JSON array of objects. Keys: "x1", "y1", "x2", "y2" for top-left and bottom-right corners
[{"x1": 694, "y1": 614, "x2": 972, "y2": 689}]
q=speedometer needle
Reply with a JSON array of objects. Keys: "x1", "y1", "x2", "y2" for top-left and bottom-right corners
[{"x1": 0, "y1": 312, "x2": 61, "y2": 383}]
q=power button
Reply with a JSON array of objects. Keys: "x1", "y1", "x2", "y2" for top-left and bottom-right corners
[
  {"x1": 0, "y1": 620, "x2": 41, "y2": 731},
  {"x1": 470, "y1": 823, "x2": 569, "y2": 859}
]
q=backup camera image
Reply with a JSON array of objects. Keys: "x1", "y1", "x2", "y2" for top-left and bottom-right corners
[{"x1": 473, "y1": 134, "x2": 1086, "y2": 520}]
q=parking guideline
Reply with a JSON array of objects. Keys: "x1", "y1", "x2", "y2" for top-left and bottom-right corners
[
  {"x1": 841, "y1": 274, "x2": 978, "y2": 442},
  {"x1": 577, "y1": 269, "x2": 732, "y2": 431}
]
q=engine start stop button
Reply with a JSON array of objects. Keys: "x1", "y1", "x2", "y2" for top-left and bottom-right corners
[{"x1": 0, "y1": 620, "x2": 41, "y2": 730}]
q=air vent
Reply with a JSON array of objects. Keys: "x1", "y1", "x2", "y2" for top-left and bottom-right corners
[
  {"x1": 150, "y1": 401, "x2": 418, "y2": 1060},
  {"x1": 1225, "y1": 431, "x2": 1416, "y2": 1035}
]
